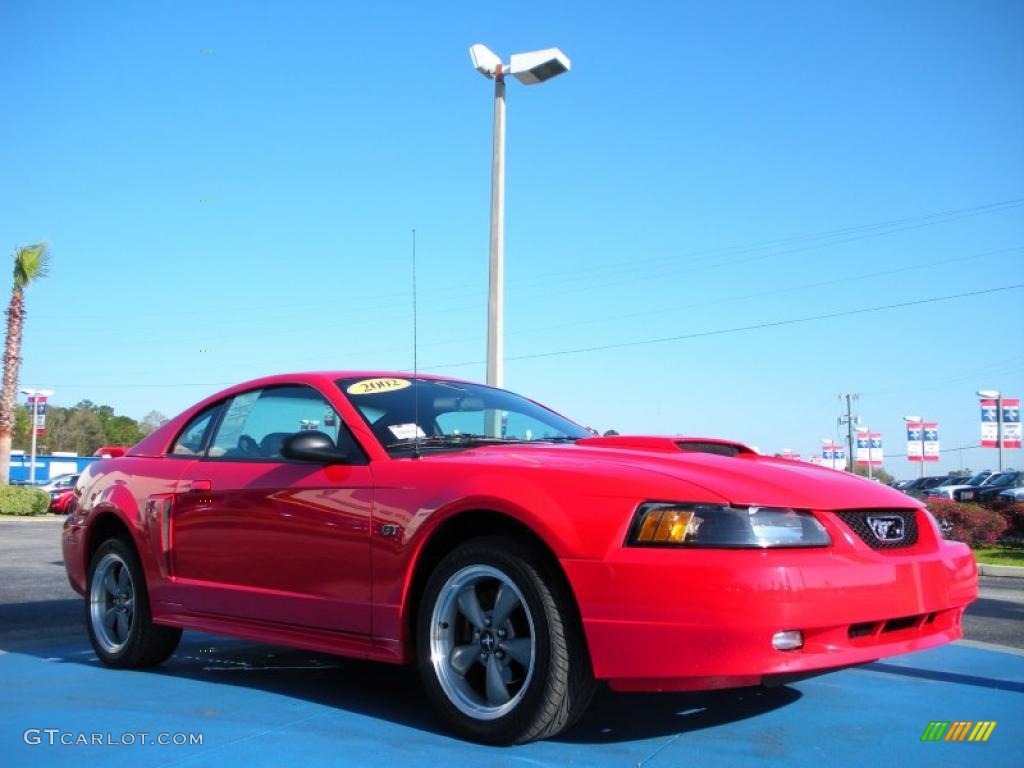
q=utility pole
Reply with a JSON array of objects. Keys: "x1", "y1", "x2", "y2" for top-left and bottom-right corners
[{"x1": 838, "y1": 394, "x2": 860, "y2": 473}]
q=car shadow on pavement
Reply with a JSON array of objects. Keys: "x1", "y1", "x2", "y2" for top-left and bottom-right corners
[
  {"x1": 9, "y1": 620, "x2": 804, "y2": 744},
  {"x1": 863, "y1": 662, "x2": 1024, "y2": 694},
  {"x1": 560, "y1": 685, "x2": 801, "y2": 744}
]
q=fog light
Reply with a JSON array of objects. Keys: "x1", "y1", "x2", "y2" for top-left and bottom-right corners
[{"x1": 772, "y1": 630, "x2": 803, "y2": 651}]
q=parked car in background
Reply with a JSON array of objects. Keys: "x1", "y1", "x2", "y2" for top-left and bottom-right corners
[
  {"x1": 49, "y1": 488, "x2": 77, "y2": 515},
  {"x1": 38, "y1": 473, "x2": 80, "y2": 495},
  {"x1": 61, "y1": 371, "x2": 978, "y2": 744},
  {"x1": 902, "y1": 475, "x2": 954, "y2": 499},
  {"x1": 93, "y1": 446, "x2": 129, "y2": 458},
  {"x1": 955, "y1": 471, "x2": 1022, "y2": 503},
  {"x1": 998, "y1": 487, "x2": 1024, "y2": 504},
  {"x1": 926, "y1": 471, "x2": 993, "y2": 500}
]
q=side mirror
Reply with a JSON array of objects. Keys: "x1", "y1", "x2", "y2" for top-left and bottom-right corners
[{"x1": 280, "y1": 431, "x2": 350, "y2": 464}]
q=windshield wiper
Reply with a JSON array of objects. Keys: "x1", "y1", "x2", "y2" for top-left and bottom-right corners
[{"x1": 385, "y1": 434, "x2": 525, "y2": 451}]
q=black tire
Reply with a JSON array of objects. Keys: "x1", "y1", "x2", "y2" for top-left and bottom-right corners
[
  {"x1": 85, "y1": 537, "x2": 181, "y2": 668},
  {"x1": 416, "y1": 536, "x2": 596, "y2": 744}
]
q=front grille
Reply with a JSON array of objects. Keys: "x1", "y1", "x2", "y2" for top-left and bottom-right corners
[{"x1": 834, "y1": 509, "x2": 919, "y2": 549}]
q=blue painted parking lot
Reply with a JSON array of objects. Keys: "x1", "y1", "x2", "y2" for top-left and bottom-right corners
[{"x1": 2, "y1": 632, "x2": 1020, "y2": 767}]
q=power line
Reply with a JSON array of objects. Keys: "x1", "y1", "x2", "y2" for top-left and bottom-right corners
[
  {"x1": 425, "y1": 283, "x2": 1024, "y2": 370},
  {"x1": 37, "y1": 196, "x2": 1024, "y2": 327},
  {"x1": 46, "y1": 282, "x2": 1022, "y2": 387},
  {"x1": 884, "y1": 443, "x2": 982, "y2": 459}
]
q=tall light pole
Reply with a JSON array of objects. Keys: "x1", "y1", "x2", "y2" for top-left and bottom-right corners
[
  {"x1": 977, "y1": 389, "x2": 1003, "y2": 471},
  {"x1": 469, "y1": 43, "x2": 571, "y2": 389},
  {"x1": 20, "y1": 387, "x2": 53, "y2": 484}
]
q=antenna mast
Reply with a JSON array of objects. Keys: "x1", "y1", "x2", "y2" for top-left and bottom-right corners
[{"x1": 412, "y1": 228, "x2": 421, "y2": 458}]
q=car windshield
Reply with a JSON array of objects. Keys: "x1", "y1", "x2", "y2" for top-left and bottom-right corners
[
  {"x1": 967, "y1": 472, "x2": 990, "y2": 486},
  {"x1": 990, "y1": 472, "x2": 1020, "y2": 487},
  {"x1": 336, "y1": 376, "x2": 590, "y2": 454}
]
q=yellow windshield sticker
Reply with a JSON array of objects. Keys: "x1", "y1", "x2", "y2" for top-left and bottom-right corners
[{"x1": 347, "y1": 378, "x2": 412, "y2": 395}]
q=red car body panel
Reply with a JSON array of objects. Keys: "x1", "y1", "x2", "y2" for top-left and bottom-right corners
[{"x1": 63, "y1": 371, "x2": 978, "y2": 689}]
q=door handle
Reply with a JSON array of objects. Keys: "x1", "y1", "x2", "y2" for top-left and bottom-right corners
[{"x1": 188, "y1": 479, "x2": 212, "y2": 492}]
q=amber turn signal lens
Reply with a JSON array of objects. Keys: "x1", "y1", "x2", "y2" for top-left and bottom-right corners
[{"x1": 636, "y1": 508, "x2": 694, "y2": 544}]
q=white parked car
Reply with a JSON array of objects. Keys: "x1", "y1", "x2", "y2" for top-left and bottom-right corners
[
  {"x1": 37, "y1": 473, "x2": 80, "y2": 496},
  {"x1": 926, "y1": 471, "x2": 992, "y2": 500}
]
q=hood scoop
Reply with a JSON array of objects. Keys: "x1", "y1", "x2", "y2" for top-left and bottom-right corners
[
  {"x1": 577, "y1": 435, "x2": 756, "y2": 457},
  {"x1": 675, "y1": 439, "x2": 752, "y2": 457}
]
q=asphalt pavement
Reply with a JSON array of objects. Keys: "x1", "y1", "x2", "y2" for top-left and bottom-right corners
[{"x1": 1, "y1": 516, "x2": 1021, "y2": 767}]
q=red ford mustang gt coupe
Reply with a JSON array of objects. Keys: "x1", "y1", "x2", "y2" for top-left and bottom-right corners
[{"x1": 63, "y1": 372, "x2": 977, "y2": 743}]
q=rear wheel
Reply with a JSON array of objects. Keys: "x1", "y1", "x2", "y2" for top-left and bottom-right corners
[
  {"x1": 86, "y1": 538, "x2": 181, "y2": 667},
  {"x1": 417, "y1": 537, "x2": 595, "y2": 744}
]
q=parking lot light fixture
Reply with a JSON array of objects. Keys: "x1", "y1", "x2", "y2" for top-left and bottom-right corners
[
  {"x1": 468, "y1": 43, "x2": 571, "y2": 391},
  {"x1": 19, "y1": 387, "x2": 54, "y2": 484}
]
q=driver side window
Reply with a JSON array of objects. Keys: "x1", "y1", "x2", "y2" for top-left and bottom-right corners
[{"x1": 208, "y1": 385, "x2": 344, "y2": 460}]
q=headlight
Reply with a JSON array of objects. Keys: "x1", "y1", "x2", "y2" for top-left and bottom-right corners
[{"x1": 627, "y1": 502, "x2": 831, "y2": 548}]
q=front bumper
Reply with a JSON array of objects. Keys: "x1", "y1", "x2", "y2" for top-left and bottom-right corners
[{"x1": 561, "y1": 539, "x2": 977, "y2": 692}]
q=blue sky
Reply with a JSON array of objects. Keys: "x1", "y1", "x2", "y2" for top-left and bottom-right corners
[{"x1": 2, "y1": 0, "x2": 1022, "y2": 477}]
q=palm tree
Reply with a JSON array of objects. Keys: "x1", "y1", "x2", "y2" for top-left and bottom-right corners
[{"x1": 0, "y1": 244, "x2": 50, "y2": 484}]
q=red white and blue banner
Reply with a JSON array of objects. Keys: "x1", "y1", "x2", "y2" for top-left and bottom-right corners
[
  {"x1": 906, "y1": 422, "x2": 923, "y2": 462},
  {"x1": 983, "y1": 398, "x2": 1021, "y2": 449},
  {"x1": 869, "y1": 433, "x2": 883, "y2": 466},
  {"x1": 923, "y1": 422, "x2": 939, "y2": 462},
  {"x1": 981, "y1": 399, "x2": 998, "y2": 447},
  {"x1": 1005, "y1": 399, "x2": 1022, "y2": 449},
  {"x1": 26, "y1": 394, "x2": 47, "y2": 436},
  {"x1": 856, "y1": 434, "x2": 870, "y2": 465},
  {"x1": 821, "y1": 441, "x2": 845, "y2": 470}
]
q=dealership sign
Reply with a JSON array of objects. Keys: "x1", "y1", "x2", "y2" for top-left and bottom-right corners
[
  {"x1": 856, "y1": 433, "x2": 883, "y2": 466},
  {"x1": 907, "y1": 422, "x2": 939, "y2": 463},
  {"x1": 870, "y1": 433, "x2": 884, "y2": 465},
  {"x1": 26, "y1": 394, "x2": 47, "y2": 436},
  {"x1": 821, "y1": 441, "x2": 845, "y2": 470},
  {"x1": 980, "y1": 397, "x2": 1021, "y2": 449}
]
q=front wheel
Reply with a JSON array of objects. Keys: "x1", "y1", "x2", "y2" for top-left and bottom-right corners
[
  {"x1": 417, "y1": 537, "x2": 595, "y2": 744},
  {"x1": 86, "y1": 538, "x2": 181, "y2": 667}
]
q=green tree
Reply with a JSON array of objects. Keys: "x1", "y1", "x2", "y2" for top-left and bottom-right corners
[
  {"x1": 64, "y1": 409, "x2": 104, "y2": 456},
  {"x1": 0, "y1": 244, "x2": 50, "y2": 484},
  {"x1": 852, "y1": 464, "x2": 895, "y2": 485},
  {"x1": 104, "y1": 415, "x2": 144, "y2": 447},
  {"x1": 140, "y1": 410, "x2": 169, "y2": 436},
  {"x1": 12, "y1": 405, "x2": 30, "y2": 451}
]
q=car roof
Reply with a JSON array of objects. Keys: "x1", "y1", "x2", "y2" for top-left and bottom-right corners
[{"x1": 127, "y1": 371, "x2": 483, "y2": 458}]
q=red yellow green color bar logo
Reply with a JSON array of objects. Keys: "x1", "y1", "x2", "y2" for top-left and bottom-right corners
[{"x1": 921, "y1": 721, "x2": 997, "y2": 742}]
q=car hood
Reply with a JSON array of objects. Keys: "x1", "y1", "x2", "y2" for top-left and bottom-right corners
[{"x1": 448, "y1": 435, "x2": 918, "y2": 510}]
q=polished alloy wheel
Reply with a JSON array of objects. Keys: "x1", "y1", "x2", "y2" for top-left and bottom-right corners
[
  {"x1": 89, "y1": 552, "x2": 136, "y2": 654},
  {"x1": 429, "y1": 564, "x2": 536, "y2": 720}
]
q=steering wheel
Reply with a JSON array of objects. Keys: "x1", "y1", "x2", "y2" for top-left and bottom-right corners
[{"x1": 238, "y1": 435, "x2": 260, "y2": 456}]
